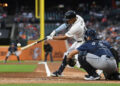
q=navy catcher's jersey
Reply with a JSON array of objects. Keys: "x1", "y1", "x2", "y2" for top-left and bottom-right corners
[{"x1": 77, "y1": 40, "x2": 113, "y2": 57}]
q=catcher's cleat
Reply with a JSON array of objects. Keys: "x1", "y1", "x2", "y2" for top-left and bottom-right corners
[
  {"x1": 84, "y1": 74, "x2": 100, "y2": 80},
  {"x1": 51, "y1": 71, "x2": 62, "y2": 77},
  {"x1": 105, "y1": 73, "x2": 120, "y2": 80}
]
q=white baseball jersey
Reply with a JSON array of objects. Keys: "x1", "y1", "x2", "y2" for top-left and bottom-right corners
[
  {"x1": 64, "y1": 15, "x2": 86, "y2": 68},
  {"x1": 65, "y1": 15, "x2": 85, "y2": 42},
  {"x1": 64, "y1": 15, "x2": 86, "y2": 55}
]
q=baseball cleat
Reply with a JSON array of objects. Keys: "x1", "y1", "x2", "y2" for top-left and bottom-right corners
[
  {"x1": 51, "y1": 71, "x2": 62, "y2": 77},
  {"x1": 84, "y1": 74, "x2": 100, "y2": 80}
]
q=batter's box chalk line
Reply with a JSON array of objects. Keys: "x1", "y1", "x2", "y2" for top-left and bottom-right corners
[{"x1": 38, "y1": 62, "x2": 51, "y2": 77}]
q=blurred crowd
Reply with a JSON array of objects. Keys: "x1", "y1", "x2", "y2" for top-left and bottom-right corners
[
  {"x1": 79, "y1": 4, "x2": 120, "y2": 54},
  {"x1": 16, "y1": 5, "x2": 120, "y2": 54},
  {"x1": 0, "y1": 4, "x2": 119, "y2": 53},
  {"x1": 18, "y1": 23, "x2": 40, "y2": 40},
  {"x1": 0, "y1": 7, "x2": 7, "y2": 29}
]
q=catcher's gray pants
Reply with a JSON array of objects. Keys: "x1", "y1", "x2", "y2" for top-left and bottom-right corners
[
  {"x1": 86, "y1": 53, "x2": 117, "y2": 74},
  {"x1": 6, "y1": 51, "x2": 19, "y2": 57}
]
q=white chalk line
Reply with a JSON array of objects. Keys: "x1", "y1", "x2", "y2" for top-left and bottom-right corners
[{"x1": 38, "y1": 62, "x2": 51, "y2": 77}]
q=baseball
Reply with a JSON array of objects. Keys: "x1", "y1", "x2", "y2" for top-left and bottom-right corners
[{"x1": 17, "y1": 43, "x2": 21, "y2": 47}]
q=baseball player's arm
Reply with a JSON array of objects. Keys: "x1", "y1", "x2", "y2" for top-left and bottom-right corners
[
  {"x1": 53, "y1": 35, "x2": 69, "y2": 40},
  {"x1": 52, "y1": 23, "x2": 79, "y2": 40},
  {"x1": 67, "y1": 50, "x2": 79, "y2": 60},
  {"x1": 55, "y1": 23, "x2": 68, "y2": 33},
  {"x1": 49, "y1": 23, "x2": 68, "y2": 37},
  {"x1": 102, "y1": 41, "x2": 112, "y2": 49}
]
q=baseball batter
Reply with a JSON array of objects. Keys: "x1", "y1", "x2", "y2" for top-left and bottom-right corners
[
  {"x1": 67, "y1": 29, "x2": 120, "y2": 80},
  {"x1": 47, "y1": 10, "x2": 86, "y2": 77}
]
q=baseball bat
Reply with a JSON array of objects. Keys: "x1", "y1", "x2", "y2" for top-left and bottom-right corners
[
  {"x1": 20, "y1": 27, "x2": 56, "y2": 51},
  {"x1": 21, "y1": 38, "x2": 46, "y2": 50}
]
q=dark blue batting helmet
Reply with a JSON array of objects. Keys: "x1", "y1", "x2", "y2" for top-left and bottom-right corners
[{"x1": 63, "y1": 10, "x2": 76, "y2": 22}]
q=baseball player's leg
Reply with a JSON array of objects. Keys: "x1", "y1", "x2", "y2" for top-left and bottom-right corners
[
  {"x1": 86, "y1": 54, "x2": 117, "y2": 72},
  {"x1": 51, "y1": 42, "x2": 76, "y2": 77},
  {"x1": 15, "y1": 52, "x2": 20, "y2": 62},
  {"x1": 104, "y1": 71, "x2": 120, "y2": 80},
  {"x1": 110, "y1": 48, "x2": 119, "y2": 70},
  {"x1": 44, "y1": 52, "x2": 48, "y2": 62},
  {"x1": 51, "y1": 55, "x2": 67, "y2": 77},
  {"x1": 73, "y1": 41, "x2": 84, "y2": 68},
  {"x1": 51, "y1": 42, "x2": 83, "y2": 77},
  {"x1": 4, "y1": 51, "x2": 11, "y2": 63},
  {"x1": 102, "y1": 58, "x2": 120, "y2": 80},
  {"x1": 74, "y1": 54, "x2": 81, "y2": 68},
  {"x1": 49, "y1": 52, "x2": 53, "y2": 62},
  {"x1": 86, "y1": 53, "x2": 119, "y2": 80},
  {"x1": 78, "y1": 55, "x2": 100, "y2": 80}
]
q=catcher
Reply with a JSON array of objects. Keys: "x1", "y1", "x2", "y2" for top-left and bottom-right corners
[{"x1": 67, "y1": 29, "x2": 120, "y2": 80}]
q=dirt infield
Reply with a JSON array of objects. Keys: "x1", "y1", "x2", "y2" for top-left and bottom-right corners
[{"x1": 0, "y1": 62, "x2": 120, "y2": 84}]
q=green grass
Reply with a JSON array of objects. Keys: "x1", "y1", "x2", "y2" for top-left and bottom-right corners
[
  {"x1": 0, "y1": 60, "x2": 40, "y2": 63},
  {"x1": 0, "y1": 65, "x2": 37, "y2": 72},
  {"x1": 0, "y1": 83, "x2": 120, "y2": 86}
]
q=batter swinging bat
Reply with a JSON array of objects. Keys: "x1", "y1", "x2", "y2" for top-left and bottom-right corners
[{"x1": 21, "y1": 38, "x2": 46, "y2": 50}]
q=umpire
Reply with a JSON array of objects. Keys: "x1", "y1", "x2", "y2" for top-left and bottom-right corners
[
  {"x1": 44, "y1": 41, "x2": 53, "y2": 62},
  {"x1": 4, "y1": 43, "x2": 20, "y2": 63}
]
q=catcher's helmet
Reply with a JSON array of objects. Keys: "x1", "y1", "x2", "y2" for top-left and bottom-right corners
[
  {"x1": 84, "y1": 29, "x2": 97, "y2": 40},
  {"x1": 64, "y1": 10, "x2": 76, "y2": 21}
]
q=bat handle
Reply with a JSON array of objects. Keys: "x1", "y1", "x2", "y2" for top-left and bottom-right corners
[{"x1": 37, "y1": 38, "x2": 47, "y2": 43}]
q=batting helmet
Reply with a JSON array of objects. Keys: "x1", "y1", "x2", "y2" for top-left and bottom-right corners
[
  {"x1": 63, "y1": 10, "x2": 76, "y2": 22},
  {"x1": 84, "y1": 29, "x2": 97, "y2": 40}
]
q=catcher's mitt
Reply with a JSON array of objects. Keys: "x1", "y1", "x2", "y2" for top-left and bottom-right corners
[{"x1": 67, "y1": 58, "x2": 76, "y2": 67}]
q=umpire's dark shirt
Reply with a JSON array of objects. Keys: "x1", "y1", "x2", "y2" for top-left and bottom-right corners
[{"x1": 44, "y1": 44, "x2": 52, "y2": 52}]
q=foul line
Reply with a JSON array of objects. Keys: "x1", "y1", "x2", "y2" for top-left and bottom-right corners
[{"x1": 38, "y1": 62, "x2": 51, "y2": 77}]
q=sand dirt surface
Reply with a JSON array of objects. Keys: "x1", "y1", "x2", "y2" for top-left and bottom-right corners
[{"x1": 0, "y1": 62, "x2": 120, "y2": 84}]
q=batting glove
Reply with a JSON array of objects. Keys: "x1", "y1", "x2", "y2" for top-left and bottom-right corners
[
  {"x1": 47, "y1": 36, "x2": 53, "y2": 40},
  {"x1": 50, "y1": 30, "x2": 56, "y2": 37}
]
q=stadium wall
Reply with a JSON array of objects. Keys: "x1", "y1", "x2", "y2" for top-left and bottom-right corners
[{"x1": 0, "y1": 40, "x2": 66, "y2": 61}]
